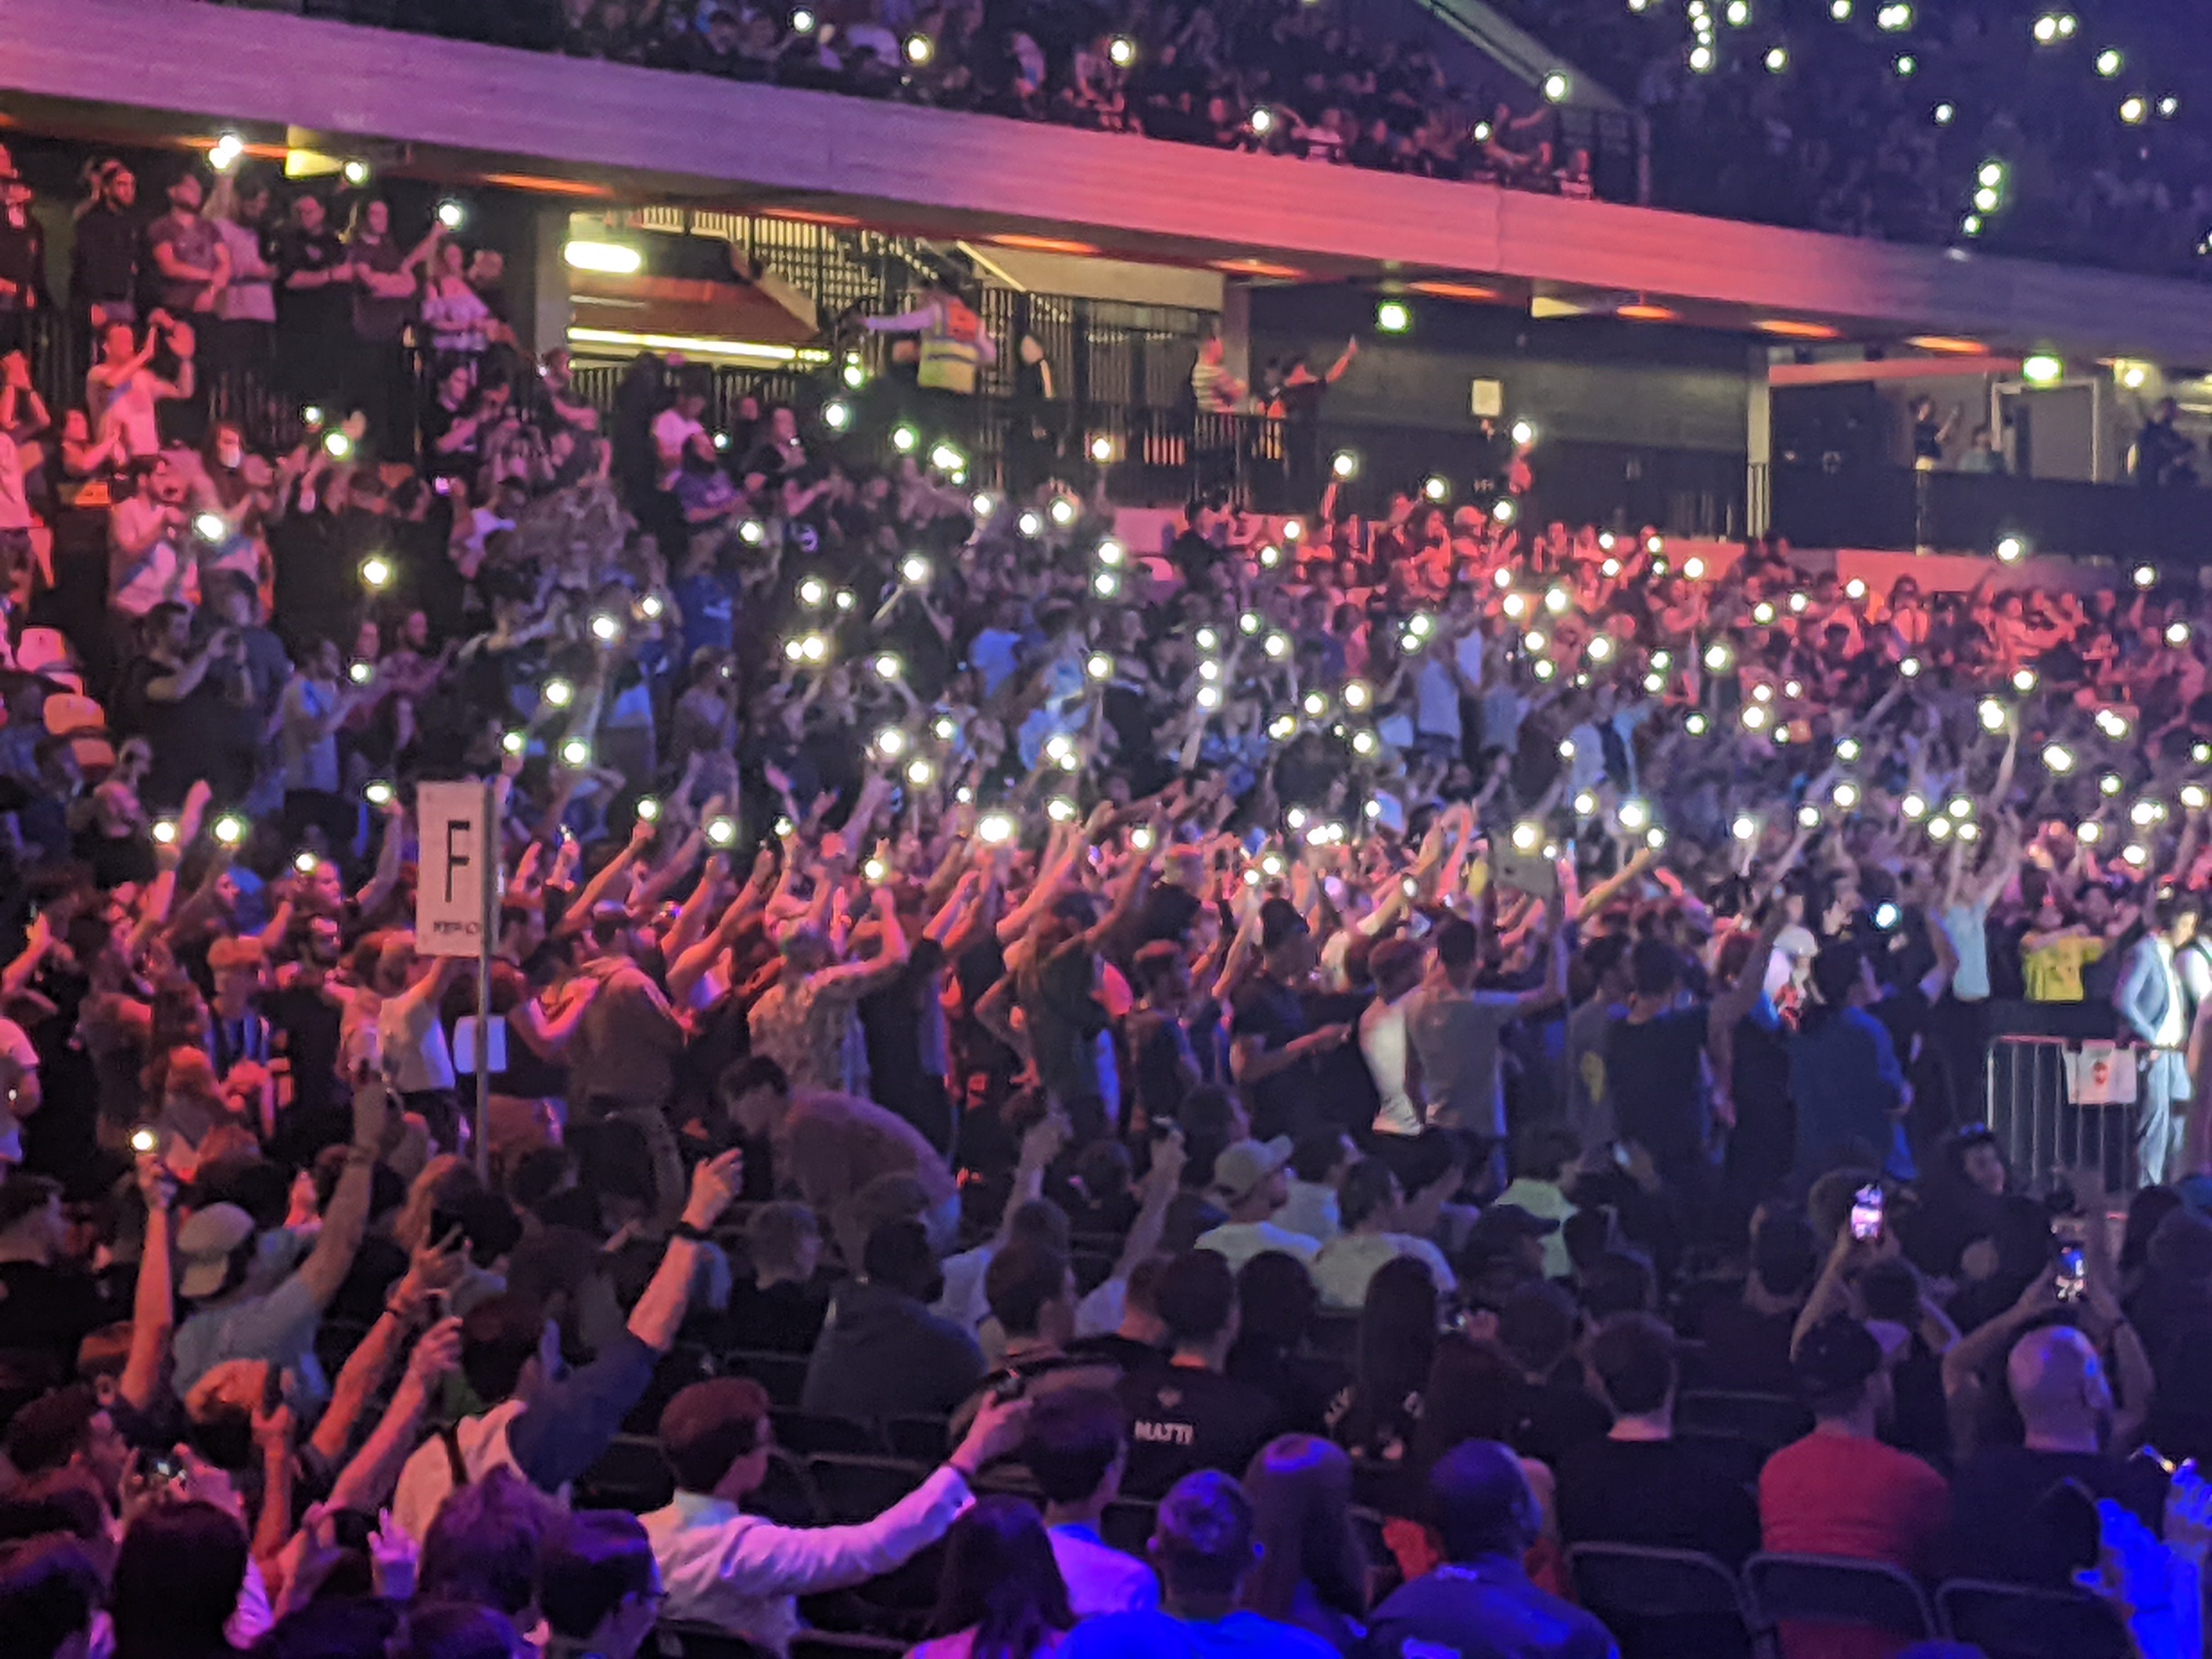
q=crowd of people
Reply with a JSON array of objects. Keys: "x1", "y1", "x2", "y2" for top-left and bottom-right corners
[
  {"x1": 201, "y1": 0, "x2": 2212, "y2": 278},
  {"x1": 7, "y1": 122, "x2": 2212, "y2": 1659}
]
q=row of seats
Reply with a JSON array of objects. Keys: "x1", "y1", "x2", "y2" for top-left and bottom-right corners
[{"x1": 1567, "y1": 1544, "x2": 2133, "y2": 1659}]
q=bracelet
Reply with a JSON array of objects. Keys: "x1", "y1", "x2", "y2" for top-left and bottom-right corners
[
  {"x1": 344, "y1": 1145, "x2": 376, "y2": 1166},
  {"x1": 673, "y1": 1220, "x2": 714, "y2": 1243}
]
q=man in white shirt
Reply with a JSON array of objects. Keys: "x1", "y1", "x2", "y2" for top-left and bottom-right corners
[
  {"x1": 652, "y1": 368, "x2": 715, "y2": 489},
  {"x1": 1360, "y1": 937, "x2": 1429, "y2": 1137},
  {"x1": 1025, "y1": 1387, "x2": 1163, "y2": 1617},
  {"x1": 642, "y1": 1376, "x2": 1030, "y2": 1652},
  {"x1": 1193, "y1": 1138, "x2": 1318, "y2": 1276},
  {"x1": 1277, "y1": 1131, "x2": 1352, "y2": 1246},
  {"x1": 1312, "y1": 1159, "x2": 1457, "y2": 1310},
  {"x1": 108, "y1": 455, "x2": 196, "y2": 621}
]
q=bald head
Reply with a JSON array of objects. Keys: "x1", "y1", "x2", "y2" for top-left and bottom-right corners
[{"x1": 2006, "y1": 1325, "x2": 2112, "y2": 1451}]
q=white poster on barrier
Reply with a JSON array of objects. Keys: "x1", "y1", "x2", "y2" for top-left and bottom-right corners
[{"x1": 2067, "y1": 1041, "x2": 2138, "y2": 1107}]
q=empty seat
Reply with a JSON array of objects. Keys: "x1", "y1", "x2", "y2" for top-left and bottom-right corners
[
  {"x1": 1676, "y1": 1390, "x2": 1813, "y2": 1453},
  {"x1": 656, "y1": 1622, "x2": 776, "y2": 1659},
  {"x1": 807, "y1": 1454, "x2": 929, "y2": 1523},
  {"x1": 885, "y1": 1415, "x2": 953, "y2": 1462},
  {"x1": 1566, "y1": 1543, "x2": 1759, "y2": 1659},
  {"x1": 1744, "y1": 1553, "x2": 1934, "y2": 1654},
  {"x1": 772, "y1": 1409, "x2": 887, "y2": 1458},
  {"x1": 575, "y1": 1435, "x2": 674, "y2": 1513},
  {"x1": 730, "y1": 1350, "x2": 809, "y2": 1408},
  {"x1": 748, "y1": 1448, "x2": 823, "y2": 1527},
  {"x1": 1936, "y1": 1578, "x2": 2134, "y2": 1659}
]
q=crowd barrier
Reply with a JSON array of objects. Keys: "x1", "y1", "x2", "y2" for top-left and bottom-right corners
[{"x1": 1982, "y1": 1031, "x2": 2186, "y2": 1194}]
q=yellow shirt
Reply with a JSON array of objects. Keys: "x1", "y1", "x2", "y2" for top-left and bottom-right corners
[{"x1": 2024, "y1": 934, "x2": 2103, "y2": 1002}]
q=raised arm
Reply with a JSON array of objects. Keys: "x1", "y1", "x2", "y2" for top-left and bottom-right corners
[
  {"x1": 296, "y1": 1077, "x2": 390, "y2": 1310},
  {"x1": 119, "y1": 1156, "x2": 176, "y2": 1414}
]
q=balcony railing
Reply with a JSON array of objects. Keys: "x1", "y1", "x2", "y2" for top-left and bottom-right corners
[{"x1": 1770, "y1": 460, "x2": 2212, "y2": 565}]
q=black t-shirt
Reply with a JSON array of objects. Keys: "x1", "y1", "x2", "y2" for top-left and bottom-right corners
[
  {"x1": 1554, "y1": 1435, "x2": 1763, "y2": 1566},
  {"x1": 1606, "y1": 1008, "x2": 1712, "y2": 1163},
  {"x1": 1950, "y1": 1444, "x2": 2168, "y2": 1585},
  {"x1": 721, "y1": 1276, "x2": 831, "y2": 1356},
  {"x1": 72, "y1": 206, "x2": 140, "y2": 307},
  {"x1": 1231, "y1": 974, "x2": 1316, "y2": 1142},
  {"x1": 264, "y1": 982, "x2": 343, "y2": 1126},
  {"x1": 0, "y1": 1261, "x2": 108, "y2": 1382},
  {"x1": 1506, "y1": 1376, "x2": 1615, "y2": 1467},
  {"x1": 1115, "y1": 1359, "x2": 1284, "y2": 1499},
  {"x1": 275, "y1": 227, "x2": 351, "y2": 336}
]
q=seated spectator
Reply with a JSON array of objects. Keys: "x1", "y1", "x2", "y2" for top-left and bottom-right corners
[
  {"x1": 1327, "y1": 1254, "x2": 1436, "y2": 1466},
  {"x1": 1116, "y1": 1250, "x2": 1283, "y2": 1499},
  {"x1": 1554, "y1": 1312, "x2": 1761, "y2": 1566},
  {"x1": 110, "y1": 1498, "x2": 249, "y2": 1659},
  {"x1": 1025, "y1": 1387, "x2": 1162, "y2": 1617},
  {"x1": 1239, "y1": 1435, "x2": 1368, "y2": 1650},
  {"x1": 910, "y1": 1495, "x2": 1077, "y2": 1659},
  {"x1": 802, "y1": 1217, "x2": 985, "y2": 1422},
  {"x1": 535, "y1": 1510, "x2": 663, "y2": 1659},
  {"x1": 644, "y1": 1376, "x2": 1029, "y2": 1650},
  {"x1": 1226, "y1": 1251, "x2": 1347, "y2": 1438},
  {"x1": 1760, "y1": 1317, "x2": 1949, "y2": 1657},
  {"x1": 1311, "y1": 1158, "x2": 1457, "y2": 1310},
  {"x1": 391, "y1": 1150, "x2": 742, "y2": 1538},
  {"x1": 1362, "y1": 1440, "x2": 1615, "y2": 1659},
  {"x1": 0, "y1": 1534, "x2": 105, "y2": 1659},
  {"x1": 1948, "y1": 1322, "x2": 2168, "y2": 1585},
  {"x1": 952, "y1": 1239, "x2": 1121, "y2": 1436},
  {"x1": 1494, "y1": 1280, "x2": 1612, "y2": 1468},
  {"x1": 1278, "y1": 1130, "x2": 1353, "y2": 1245},
  {"x1": 1195, "y1": 1138, "x2": 1321, "y2": 1275},
  {"x1": 1694, "y1": 1204, "x2": 1819, "y2": 1394},
  {"x1": 724, "y1": 1200, "x2": 831, "y2": 1355},
  {"x1": 1062, "y1": 1470, "x2": 1340, "y2": 1659},
  {"x1": 1493, "y1": 1128, "x2": 1583, "y2": 1280}
]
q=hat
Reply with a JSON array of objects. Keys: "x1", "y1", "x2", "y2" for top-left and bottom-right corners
[
  {"x1": 1463, "y1": 1203, "x2": 1561, "y2": 1263},
  {"x1": 1792, "y1": 1314, "x2": 1883, "y2": 1400},
  {"x1": 1207, "y1": 1136, "x2": 1293, "y2": 1205},
  {"x1": 176, "y1": 1201, "x2": 256, "y2": 1298}
]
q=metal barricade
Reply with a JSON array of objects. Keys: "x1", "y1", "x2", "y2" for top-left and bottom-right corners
[{"x1": 1984, "y1": 1034, "x2": 2184, "y2": 1193}]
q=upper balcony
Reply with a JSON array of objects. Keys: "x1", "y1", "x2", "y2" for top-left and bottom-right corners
[{"x1": 7, "y1": 0, "x2": 2212, "y2": 364}]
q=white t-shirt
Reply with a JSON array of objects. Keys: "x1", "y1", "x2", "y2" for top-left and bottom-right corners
[
  {"x1": 379, "y1": 991, "x2": 456, "y2": 1094},
  {"x1": 1193, "y1": 1220, "x2": 1319, "y2": 1277},
  {"x1": 1414, "y1": 657, "x2": 1461, "y2": 742},
  {"x1": 1311, "y1": 1231, "x2": 1457, "y2": 1310},
  {"x1": 1360, "y1": 991, "x2": 1421, "y2": 1136},
  {"x1": 108, "y1": 496, "x2": 194, "y2": 617}
]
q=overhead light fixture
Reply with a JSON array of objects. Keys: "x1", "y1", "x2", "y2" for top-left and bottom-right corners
[
  {"x1": 1617, "y1": 303, "x2": 1680, "y2": 321},
  {"x1": 1905, "y1": 335, "x2": 1988, "y2": 356},
  {"x1": 1756, "y1": 318, "x2": 1841, "y2": 339},
  {"x1": 566, "y1": 327, "x2": 830, "y2": 366},
  {"x1": 1407, "y1": 279, "x2": 1502, "y2": 302},
  {"x1": 563, "y1": 240, "x2": 644, "y2": 275},
  {"x1": 2021, "y1": 353, "x2": 2064, "y2": 386}
]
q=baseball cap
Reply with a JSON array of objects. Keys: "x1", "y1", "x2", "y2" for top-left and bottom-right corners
[
  {"x1": 1259, "y1": 898, "x2": 1308, "y2": 954},
  {"x1": 175, "y1": 1201, "x2": 256, "y2": 1299},
  {"x1": 1792, "y1": 1314, "x2": 1883, "y2": 1400},
  {"x1": 1207, "y1": 1136, "x2": 1293, "y2": 1205},
  {"x1": 1463, "y1": 1203, "x2": 1561, "y2": 1264}
]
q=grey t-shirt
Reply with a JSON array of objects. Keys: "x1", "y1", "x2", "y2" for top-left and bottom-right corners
[{"x1": 1407, "y1": 984, "x2": 1525, "y2": 1139}]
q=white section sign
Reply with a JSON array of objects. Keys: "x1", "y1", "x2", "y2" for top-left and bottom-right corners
[{"x1": 415, "y1": 781, "x2": 494, "y2": 958}]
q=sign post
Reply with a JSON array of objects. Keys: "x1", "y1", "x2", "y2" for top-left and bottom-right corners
[{"x1": 416, "y1": 780, "x2": 500, "y2": 1177}]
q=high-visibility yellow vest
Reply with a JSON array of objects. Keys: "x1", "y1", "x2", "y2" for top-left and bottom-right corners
[{"x1": 917, "y1": 299, "x2": 985, "y2": 396}]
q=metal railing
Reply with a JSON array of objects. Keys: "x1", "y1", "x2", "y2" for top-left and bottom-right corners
[{"x1": 1983, "y1": 1032, "x2": 2181, "y2": 1194}]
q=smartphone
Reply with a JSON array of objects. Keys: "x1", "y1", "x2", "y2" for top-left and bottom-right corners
[
  {"x1": 2056, "y1": 1245, "x2": 2087, "y2": 1302},
  {"x1": 146, "y1": 1452, "x2": 185, "y2": 1486},
  {"x1": 130, "y1": 1127, "x2": 159, "y2": 1155},
  {"x1": 1491, "y1": 845, "x2": 1560, "y2": 899},
  {"x1": 1849, "y1": 1184, "x2": 1884, "y2": 1242},
  {"x1": 989, "y1": 1371, "x2": 1026, "y2": 1404}
]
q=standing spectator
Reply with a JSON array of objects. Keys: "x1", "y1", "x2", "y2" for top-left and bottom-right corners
[
  {"x1": 86, "y1": 314, "x2": 196, "y2": 461},
  {"x1": 535, "y1": 1511, "x2": 665, "y2": 1659},
  {"x1": 110, "y1": 1499, "x2": 249, "y2": 1659},
  {"x1": 0, "y1": 158, "x2": 48, "y2": 360},
  {"x1": 419, "y1": 232, "x2": 501, "y2": 360},
  {"x1": 71, "y1": 158, "x2": 142, "y2": 337},
  {"x1": 1362, "y1": 1440, "x2": 1617, "y2": 1659},
  {"x1": 275, "y1": 637, "x2": 360, "y2": 849},
  {"x1": 274, "y1": 192, "x2": 353, "y2": 410},
  {"x1": 145, "y1": 170, "x2": 230, "y2": 321},
  {"x1": 1026, "y1": 1387, "x2": 1163, "y2": 1617},
  {"x1": 1230, "y1": 900, "x2": 1350, "y2": 1144},
  {"x1": 2114, "y1": 899, "x2": 2191, "y2": 1186},
  {"x1": 343, "y1": 198, "x2": 434, "y2": 445},
  {"x1": 1409, "y1": 906, "x2": 1565, "y2": 1143},
  {"x1": 2131, "y1": 398, "x2": 2197, "y2": 487},
  {"x1": 206, "y1": 173, "x2": 278, "y2": 420}
]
